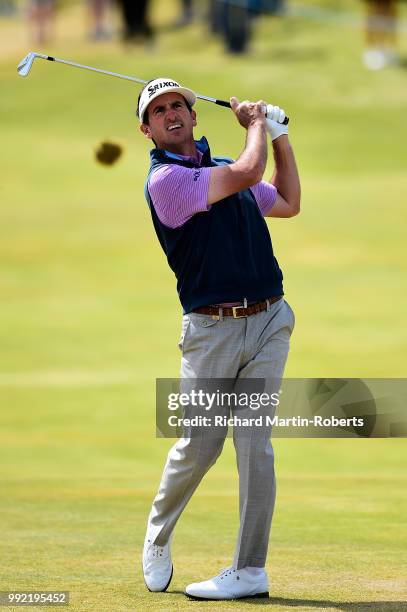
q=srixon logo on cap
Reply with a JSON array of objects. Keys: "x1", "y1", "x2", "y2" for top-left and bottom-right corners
[{"x1": 148, "y1": 81, "x2": 180, "y2": 98}]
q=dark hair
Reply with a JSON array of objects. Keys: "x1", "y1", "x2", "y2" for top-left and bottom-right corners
[{"x1": 137, "y1": 80, "x2": 193, "y2": 125}]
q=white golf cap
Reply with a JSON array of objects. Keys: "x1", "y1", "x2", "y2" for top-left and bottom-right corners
[{"x1": 138, "y1": 77, "x2": 197, "y2": 123}]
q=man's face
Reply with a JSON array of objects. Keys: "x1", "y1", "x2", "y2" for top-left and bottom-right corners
[{"x1": 140, "y1": 92, "x2": 197, "y2": 150}]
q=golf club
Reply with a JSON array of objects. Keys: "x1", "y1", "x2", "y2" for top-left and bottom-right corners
[{"x1": 17, "y1": 52, "x2": 289, "y2": 124}]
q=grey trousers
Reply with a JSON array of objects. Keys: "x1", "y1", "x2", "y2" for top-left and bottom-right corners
[{"x1": 148, "y1": 298, "x2": 295, "y2": 569}]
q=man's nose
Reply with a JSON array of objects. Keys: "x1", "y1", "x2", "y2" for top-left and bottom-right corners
[{"x1": 165, "y1": 108, "x2": 177, "y2": 120}]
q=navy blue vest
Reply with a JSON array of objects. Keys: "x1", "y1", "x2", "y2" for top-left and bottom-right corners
[{"x1": 144, "y1": 137, "x2": 283, "y2": 314}]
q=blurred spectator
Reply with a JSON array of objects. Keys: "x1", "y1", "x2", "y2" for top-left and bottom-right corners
[
  {"x1": 223, "y1": 1, "x2": 252, "y2": 54},
  {"x1": 363, "y1": 0, "x2": 399, "y2": 69},
  {"x1": 0, "y1": 0, "x2": 16, "y2": 15},
  {"x1": 250, "y1": 0, "x2": 285, "y2": 16},
  {"x1": 87, "y1": 0, "x2": 111, "y2": 40},
  {"x1": 209, "y1": 0, "x2": 285, "y2": 54},
  {"x1": 209, "y1": 0, "x2": 252, "y2": 53},
  {"x1": 27, "y1": 0, "x2": 56, "y2": 45},
  {"x1": 208, "y1": 0, "x2": 223, "y2": 34},
  {"x1": 116, "y1": 0, "x2": 154, "y2": 44},
  {"x1": 174, "y1": 0, "x2": 194, "y2": 27}
]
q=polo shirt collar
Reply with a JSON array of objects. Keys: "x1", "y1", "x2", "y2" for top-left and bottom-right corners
[{"x1": 151, "y1": 137, "x2": 211, "y2": 167}]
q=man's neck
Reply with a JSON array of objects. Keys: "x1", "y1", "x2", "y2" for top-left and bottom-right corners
[{"x1": 161, "y1": 140, "x2": 198, "y2": 158}]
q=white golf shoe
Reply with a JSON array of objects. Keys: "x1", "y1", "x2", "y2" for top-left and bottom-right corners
[
  {"x1": 185, "y1": 566, "x2": 269, "y2": 600},
  {"x1": 142, "y1": 532, "x2": 173, "y2": 592}
]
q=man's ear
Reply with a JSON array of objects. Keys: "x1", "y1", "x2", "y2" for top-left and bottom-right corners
[
  {"x1": 140, "y1": 123, "x2": 153, "y2": 140},
  {"x1": 191, "y1": 109, "x2": 197, "y2": 127}
]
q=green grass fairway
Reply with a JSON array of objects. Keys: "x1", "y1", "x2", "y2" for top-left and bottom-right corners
[{"x1": 1, "y1": 1, "x2": 407, "y2": 610}]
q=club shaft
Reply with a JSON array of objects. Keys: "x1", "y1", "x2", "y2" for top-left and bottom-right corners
[
  {"x1": 32, "y1": 54, "x2": 289, "y2": 123},
  {"x1": 46, "y1": 54, "x2": 147, "y2": 85},
  {"x1": 49, "y1": 56, "x2": 217, "y2": 104},
  {"x1": 46, "y1": 56, "x2": 222, "y2": 103}
]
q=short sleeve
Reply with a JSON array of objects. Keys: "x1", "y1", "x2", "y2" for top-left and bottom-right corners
[
  {"x1": 148, "y1": 164, "x2": 211, "y2": 229},
  {"x1": 249, "y1": 181, "x2": 278, "y2": 216}
]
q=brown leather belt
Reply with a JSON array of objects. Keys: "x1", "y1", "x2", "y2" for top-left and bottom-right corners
[{"x1": 193, "y1": 296, "x2": 283, "y2": 319}]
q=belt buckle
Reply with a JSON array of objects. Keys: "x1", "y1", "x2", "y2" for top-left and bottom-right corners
[{"x1": 232, "y1": 305, "x2": 247, "y2": 319}]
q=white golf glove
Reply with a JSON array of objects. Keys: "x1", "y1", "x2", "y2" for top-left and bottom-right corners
[{"x1": 265, "y1": 104, "x2": 289, "y2": 141}]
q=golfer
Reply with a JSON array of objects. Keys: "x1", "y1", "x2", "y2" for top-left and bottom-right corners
[{"x1": 139, "y1": 77, "x2": 300, "y2": 600}]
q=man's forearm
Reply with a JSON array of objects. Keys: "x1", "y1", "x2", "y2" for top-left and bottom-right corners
[
  {"x1": 207, "y1": 101, "x2": 268, "y2": 204},
  {"x1": 271, "y1": 136, "x2": 301, "y2": 213},
  {"x1": 235, "y1": 119, "x2": 268, "y2": 185}
]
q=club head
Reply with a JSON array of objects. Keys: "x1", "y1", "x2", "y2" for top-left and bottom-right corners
[{"x1": 17, "y1": 52, "x2": 36, "y2": 77}]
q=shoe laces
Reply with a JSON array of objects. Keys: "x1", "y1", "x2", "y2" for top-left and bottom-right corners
[
  {"x1": 219, "y1": 567, "x2": 237, "y2": 580},
  {"x1": 146, "y1": 539, "x2": 165, "y2": 558}
]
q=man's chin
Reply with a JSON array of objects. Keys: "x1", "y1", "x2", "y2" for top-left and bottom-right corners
[{"x1": 167, "y1": 128, "x2": 184, "y2": 139}]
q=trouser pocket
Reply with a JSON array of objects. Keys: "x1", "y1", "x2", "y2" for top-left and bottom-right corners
[{"x1": 178, "y1": 315, "x2": 191, "y2": 352}]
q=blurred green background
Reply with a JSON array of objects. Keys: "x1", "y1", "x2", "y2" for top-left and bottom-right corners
[{"x1": 0, "y1": 0, "x2": 406, "y2": 610}]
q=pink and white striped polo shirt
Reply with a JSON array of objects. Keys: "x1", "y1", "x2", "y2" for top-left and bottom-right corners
[{"x1": 148, "y1": 149, "x2": 277, "y2": 230}]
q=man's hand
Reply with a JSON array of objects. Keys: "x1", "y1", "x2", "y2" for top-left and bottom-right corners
[
  {"x1": 230, "y1": 97, "x2": 267, "y2": 129},
  {"x1": 266, "y1": 104, "x2": 289, "y2": 141}
]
